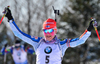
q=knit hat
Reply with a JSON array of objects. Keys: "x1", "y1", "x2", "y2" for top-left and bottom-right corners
[
  {"x1": 43, "y1": 18, "x2": 57, "y2": 30},
  {"x1": 15, "y1": 39, "x2": 21, "y2": 46},
  {"x1": 15, "y1": 39, "x2": 21, "y2": 44}
]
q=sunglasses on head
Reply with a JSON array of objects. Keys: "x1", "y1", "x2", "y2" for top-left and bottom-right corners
[{"x1": 43, "y1": 29, "x2": 54, "y2": 33}]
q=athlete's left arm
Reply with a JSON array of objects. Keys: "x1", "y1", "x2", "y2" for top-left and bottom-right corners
[
  {"x1": 60, "y1": 30, "x2": 91, "y2": 56},
  {"x1": 60, "y1": 30, "x2": 91, "y2": 47},
  {"x1": 69, "y1": 30, "x2": 91, "y2": 47}
]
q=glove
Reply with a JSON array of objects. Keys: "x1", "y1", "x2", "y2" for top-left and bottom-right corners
[
  {"x1": 87, "y1": 19, "x2": 98, "y2": 31},
  {"x1": 24, "y1": 43, "x2": 28, "y2": 49},
  {"x1": 4, "y1": 43, "x2": 8, "y2": 48},
  {"x1": 5, "y1": 8, "x2": 13, "y2": 21},
  {"x1": 87, "y1": 20, "x2": 94, "y2": 31}
]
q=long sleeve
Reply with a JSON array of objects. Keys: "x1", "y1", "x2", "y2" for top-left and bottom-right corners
[
  {"x1": 60, "y1": 30, "x2": 91, "y2": 56},
  {"x1": 0, "y1": 47, "x2": 12, "y2": 55},
  {"x1": 70, "y1": 30, "x2": 91, "y2": 47},
  {"x1": 9, "y1": 20, "x2": 42, "y2": 51}
]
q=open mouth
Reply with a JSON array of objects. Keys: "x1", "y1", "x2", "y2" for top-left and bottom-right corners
[{"x1": 46, "y1": 35, "x2": 52, "y2": 38}]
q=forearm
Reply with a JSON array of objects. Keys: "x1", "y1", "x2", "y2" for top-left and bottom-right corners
[
  {"x1": 9, "y1": 20, "x2": 41, "y2": 51},
  {"x1": 70, "y1": 30, "x2": 91, "y2": 47},
  {"x1": 9, "y1": 20, "x2": 36, "y2": 44},
  {"x1": 0, "y1": 47, "x2": 12, "y2": 55},
  {"x1": 0, "y1": 47, "x2": 5, "y2": 55}
]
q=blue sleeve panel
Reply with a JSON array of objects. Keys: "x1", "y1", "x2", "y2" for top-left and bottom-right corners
[
  {"x1": 0, "y1": 47, "x2": 5, "y2": 55},
  {"x1": 9, "y1": 20, "x2": 42, "y2": 51},
  {"x1": 60, "y1": 31, "x2": 91, "y2": 47},
  {"x1": 60, "y1": 38, "x2": 79, "y2": 45},
  {"x1": 0, "y1": 47, "x2": 13, "y2": 55},
  {"x1": 27, "y1": 48, "x2": 35, "y2": 54},
  {"x1": 12, "y1": 21, "x2": 41, "y2": 42},
  {"x1": 60, "y1": 31, "x2": 91, "y2": 56}
]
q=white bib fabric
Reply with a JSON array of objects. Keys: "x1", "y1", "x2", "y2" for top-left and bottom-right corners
[
  {"x1": 12, "y1": 48, "x2": 27, "y2": 63},
  {"x1": 36, "y1": 42, "x2": 61, "y2": 64}
]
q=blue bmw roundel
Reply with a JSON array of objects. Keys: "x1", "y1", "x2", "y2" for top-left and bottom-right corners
[{"x1": 44, "y1": 46, "x2": 52, "y2": 54}]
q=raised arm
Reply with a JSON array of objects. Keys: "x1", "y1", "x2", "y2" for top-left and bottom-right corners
[
  {"x1": 60, "y1": 19, "x2": 98, "y2": 56},
  {"x1": 0, "y1": 44, "x2": 13, "y2": 55},
  {"x1": 60, "y1": 30, "x2": 91, "y2": 56},
  {"x1": 69, "y1": 19, "x2": 98, "y2": 47},
  {"x1": 69, "y1": 30, "x2": 91, "y2": 47},
  {"x1": 60, "y1": 18, "x2": 98, "y2": 47},
  {"x1": 9, "y1": 20, "x2": 41, "y2": 48},
  {"x1": 5, "y1": 8, "x2": 42, "y2": 51}
]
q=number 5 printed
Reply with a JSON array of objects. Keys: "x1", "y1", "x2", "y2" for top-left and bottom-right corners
[{"x1": 45, "y1": 55, "x2": 50, "y2": 64}]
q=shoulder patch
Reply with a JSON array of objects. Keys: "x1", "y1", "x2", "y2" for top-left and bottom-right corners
[
  {"x1": 35, "y1": 36, "x2": 38, "y2": 39},
  {"x1": 31, "y1": 36, "x2": 38, "y2": 39}
]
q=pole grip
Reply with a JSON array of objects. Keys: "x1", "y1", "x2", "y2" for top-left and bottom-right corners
[
  {"x1": 0, "y1": 6, "x2": 10, "y2": 24},
  {"x1": 91, "y1": 17, "x2": 100, "y2": 41}
]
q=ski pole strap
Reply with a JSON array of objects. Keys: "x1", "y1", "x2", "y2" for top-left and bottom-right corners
[{"x1": 0, "y1": 6, "x2": 10, "y2": 24}]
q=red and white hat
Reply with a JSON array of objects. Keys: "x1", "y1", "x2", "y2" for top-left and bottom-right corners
[{"x1": 43, "y1": 18, "x2": 57, "y2": 30}]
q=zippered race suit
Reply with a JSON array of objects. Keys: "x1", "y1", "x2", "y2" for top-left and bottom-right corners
[
  {"x1": 0, "y1": 45, "x2": 35, "y2": 64},
  {"x1": 9, "y1": 20, "x2": 91, "y2": 64}
]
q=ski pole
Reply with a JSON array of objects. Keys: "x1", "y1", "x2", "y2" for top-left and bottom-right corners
[
  {"x1": 94, "y1": 26, "x2": 100, "y2": 41},
  {"x1": 52, "y1": 6, "x2": 59, "y2": 22},
  {"x1": 4, "y1": 53, "x2": 6, "y2": 64},
  {"x1": 0, "y1": 6, "x2": 10, "y2": 24},
  {"x1": 4, "y1": 43, "x2": 8, "y2": 64},
  {"x1": 91, "y1": 18, "x2": 100, "y2": 41}
]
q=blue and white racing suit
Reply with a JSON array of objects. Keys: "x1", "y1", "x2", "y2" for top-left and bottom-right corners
[
  {"x1": 9, "y1": 20, "x2": 91, "y2": 64},
  {"x1": 1, "y1": 45, "x2": 35, "y2": 64}
]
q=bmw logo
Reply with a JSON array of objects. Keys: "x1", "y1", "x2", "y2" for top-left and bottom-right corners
[{"x1": 44, "y1": 46, "x2": 52, "y2": 54}]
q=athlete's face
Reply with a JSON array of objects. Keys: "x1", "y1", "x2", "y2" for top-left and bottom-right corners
[
  {"x1": 15, "y1": 45, "x2": 21, "y2": 50},
  {"x1": 43, "y1": 29, "x2": 57, "y2": 41}
]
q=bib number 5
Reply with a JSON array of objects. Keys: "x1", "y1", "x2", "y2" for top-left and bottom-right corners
[{"x1": 45, "y1": 55, "x2": 50, "y2": 64}]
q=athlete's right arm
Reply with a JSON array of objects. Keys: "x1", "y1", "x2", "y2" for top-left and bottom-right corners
[
  {"x1": 9, "y1": 20, "x2": 42, "y2": 51},
  {"x1": 0, "y1": 47, "x2": 12, "y2": 55},
  {"x1": 5, "y1": 8, "x2": 42, "y2": 51}
]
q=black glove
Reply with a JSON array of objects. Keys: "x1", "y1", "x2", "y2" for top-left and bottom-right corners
[
  {"x1": 5, "y1": 8, "x2": 13, "y2": 21},
  {"x1": 24, "y1": 43, "x2": 28, "y2": 49},
  {"x1": 4, "y1": 43, "x2": 8, "y2": 48},
  {"x1": 87, "y1": 20, "x2": 94, "y2": 31}
]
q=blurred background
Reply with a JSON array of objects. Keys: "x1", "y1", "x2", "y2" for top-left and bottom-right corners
[{"x1": 0, "y1": 0, "x2": 100, "y2": 64}]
